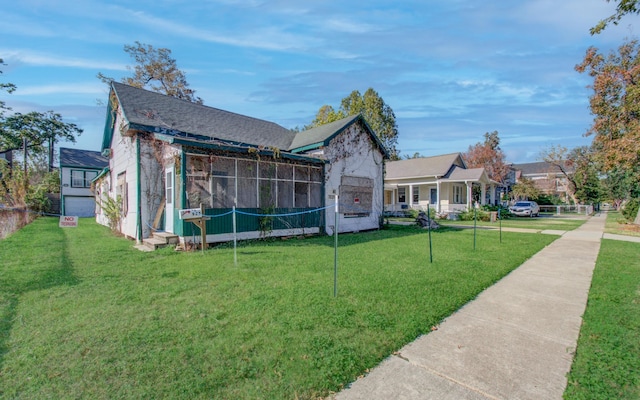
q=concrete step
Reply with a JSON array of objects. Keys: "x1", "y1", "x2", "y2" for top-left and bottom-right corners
[
  {"x1": 142, "y1": 237, "x2": 172, "y2": 250},
  {"x1": 152, "y1": 232, "x2": 179, "y2": 245}
]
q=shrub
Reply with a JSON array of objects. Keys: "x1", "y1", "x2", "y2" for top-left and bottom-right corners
[
  {"x1": 407, "y1": 208, "x2": 420, "y2": 219},
  {"x1": 458, "y1": 209, "x2": 490, "y2": 221}
]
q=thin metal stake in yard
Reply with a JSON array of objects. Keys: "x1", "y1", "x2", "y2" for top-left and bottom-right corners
[
  {"x1": 334, "y1": 194, "x2": 339, "y2": 298},
  {"x1": 473, "y1": 203, "x2": 477, "y2": 251},
  {"x1": 233, "y1": 206, "x2": 237, "y2": 266},
  {"x1": 427, "y1": 204, "x2": 433, "y2": 263},
  {"x1": 499, "y1": 205, "x2": 502, "y2": 243}
]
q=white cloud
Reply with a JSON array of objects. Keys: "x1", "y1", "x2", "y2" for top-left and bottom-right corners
[
  {"x1": 13, "y1": 83, "x2": 105, "y2": 96},
  {"x1": 1, "y1": 49, "x2": 126, "y2": 71},
  {"x1": 115, "y1": 7, "x2": 319, "y2": 52}
]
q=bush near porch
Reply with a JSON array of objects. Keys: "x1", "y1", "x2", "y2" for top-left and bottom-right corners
[{"x1": 1, "y1": 218, "x2": 554, "y2": 399}]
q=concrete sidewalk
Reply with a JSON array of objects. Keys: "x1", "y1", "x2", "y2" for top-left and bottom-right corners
[{"x1": 334, "y1": 213, "x2": 607, "y2": 400}]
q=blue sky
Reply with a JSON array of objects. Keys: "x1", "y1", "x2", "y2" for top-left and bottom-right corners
[{"x1": 1, "y1": 0, "x2": 637, "y2": 162}]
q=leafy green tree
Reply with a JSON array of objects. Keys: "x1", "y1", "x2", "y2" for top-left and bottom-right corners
[
  {"x1": 0, "y1": 58, "x2": 16, "y2": 117},
  {"x1": 603, "y1": 166, "x2": 640, "y2": 208},
  {"x1": 1, "y1": 111, "x2": 81, "y2": 154},
  {"x1": 510, "y1": 177, "x2": 540, "y2": 201},
  {"x1": 98, "y1": 41, "x2": 202, "y2": 104},
  {"x1": 591, "y1": 0, "x2": 640, "y2": 34},
  {"x1": 566, "y1": 146, "x2": 604, "y2": 204},
  {"x1": 309, "y1": 88, "x2": 399, "y2": 159},
  {"x1": 0, "y1": 154, "x2": 58, "y2": 211},
  {"x1": 310, "y1": 105, "x2": 344, "y2": 127}
]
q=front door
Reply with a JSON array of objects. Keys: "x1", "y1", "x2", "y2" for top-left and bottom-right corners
[
  {"x1": 430, "y1": 188, "x2": 437, "y2": 206},
  {"x1": 165, "y1": 167, "x2": 174, "y2": 233}
]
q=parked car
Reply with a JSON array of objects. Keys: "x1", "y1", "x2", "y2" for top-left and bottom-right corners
[{"x1": 509, "y1": 201, "x2": 540, "y2": 217}]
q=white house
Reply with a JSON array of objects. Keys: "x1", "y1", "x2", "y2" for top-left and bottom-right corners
[
  {"x1": 384, "y1": 153, "x2": 498, "y2": 215},
  {"x1": 59, "y1": 147, "x2": 108, "y2": 217},
  {"x1": 94, "y1": 82, "x2": 388, "y2": 245}
]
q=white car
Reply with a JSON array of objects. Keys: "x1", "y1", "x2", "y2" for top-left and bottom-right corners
[{"x1": 509, "y1": 201, "x2": 540, "y2": 217}]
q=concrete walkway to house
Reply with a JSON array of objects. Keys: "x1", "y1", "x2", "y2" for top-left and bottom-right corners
[{"x1": 334, "y1": 212, "x2": 609, "y2": 400}]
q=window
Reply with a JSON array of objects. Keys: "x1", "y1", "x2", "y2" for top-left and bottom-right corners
[
  {"x1": 185, "y1": 155, "x2": 322, "y2": 209},
  {"x1": 398, "y1": 187, "x2": 406, "y2": 203},
  {"x1": 71, "y1": 170, "x2": 98, "y2": 188},
  {"x1": 454, "y1": 186, "x2": 462, "y2": 203},
  {"x1": 116, "y1": 172, "x2": 128, "y2": 214},
  {"x1": 412, "y1": 186, "x2": 419, "y2": 204}
]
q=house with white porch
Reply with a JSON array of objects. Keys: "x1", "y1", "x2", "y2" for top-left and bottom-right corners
[{"x1": 384, "y1": 153, "x2": 498, "y2": 215}]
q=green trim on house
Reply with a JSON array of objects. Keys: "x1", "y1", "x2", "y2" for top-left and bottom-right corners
[
  {"x1": 152, "y1": 133, "x2": 326, "y2": 165},
  {"x1": 289, "y1": 142, "x2": 325, "y2": 154},
  {"x1": 136, "y1": 137, "x2": 142, "y2": 243},
  {"x1": 174, "y1": 207, "x2": 324, "y2": 237}
]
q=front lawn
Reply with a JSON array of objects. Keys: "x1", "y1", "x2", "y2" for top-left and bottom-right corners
[
  {"x1": 434, "y1": 215, "x2": 586, "y2": 232},
  {"x1": 565, "y1": 239, "x2": 640, "y2": 399},
  {"x1": 1, "y1": 218, "x2": 555, "y2": 399},
  {"x1": 604, "y1": 209, "x2": 640, "y2": 237}
]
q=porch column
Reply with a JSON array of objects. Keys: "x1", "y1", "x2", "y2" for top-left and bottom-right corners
[
  {"x1": 466, "y1": 182, "x2": 472, "y2": 209},
  {"x1": 480, "y1": 183, "x2": 486, "y2": 205},
  {"x1": 408, "y1": 184, "x2": 413, "y2": 208},
  {"x1": 436, "y1": 180, "x2": 441, "y2": 213},
  {"x1": 490, "y1": 184, "x2": 496, "y2": 205}
]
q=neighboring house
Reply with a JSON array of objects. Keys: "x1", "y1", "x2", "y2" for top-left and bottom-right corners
[
  {"x1": 384, "y1": 153, "x2": 499, "y2": 215},
  {"x1": 511, "y1": 161, "x2": 575, "y2": 201},
  {"x1": 59, "y1": 147, "x2": 108, "y2": 217},
  {"x1": 94, "y1": 82, "x2": 388, "y2": 244}
]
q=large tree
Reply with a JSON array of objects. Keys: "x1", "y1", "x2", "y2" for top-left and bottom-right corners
[
  {"x1": 0, "y1": 58, "x2": 16, "y2": 118},
  {"x1": 98, "y1": 41, "x2": 203, "y2": 104},
  {"x1": 1, "y1": 111, "x2": 82, "y2": 155},
  {"x1": 462, "y1": 131, "x2": 510, "y2": 184},
  {"x1": 591, "y1": 0, "x2": 640, "y2": 34},
  {"x1": 575, "y1": 39, "x2": 640, "y2": 176},
  {"x1": 310, "y1": 88, "x2": 399, "y2": 159}
]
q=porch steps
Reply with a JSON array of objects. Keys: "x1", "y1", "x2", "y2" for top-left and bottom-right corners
[{"x1": 141, "y1": 232, "x2": 179, "y2": 251}]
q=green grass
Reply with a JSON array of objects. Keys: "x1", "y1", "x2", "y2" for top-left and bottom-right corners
[
  {"x1": 604, "y1": 209, "x2": 640, "y2": 237},
  {"x1": 1, "y1": 218, "x2": 556, "y2": 399},
  {"x1": 564, "y1": 239, "x2": 640, "y2": 399},
  {"x1": 435, "y1": 215, "x2": 586, "y2": 232}
]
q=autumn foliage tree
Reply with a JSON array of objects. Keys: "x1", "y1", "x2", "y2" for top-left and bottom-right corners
[
  {"x1": 575, "y1": 39, "x2": 640, "y2": 175},
  {"x1": 462, "y1": 131, "x2": 510, "y2": 184}
]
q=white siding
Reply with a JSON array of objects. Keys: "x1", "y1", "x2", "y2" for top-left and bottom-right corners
[
  {"x1": 323, "y1": 123, "x2": 384, "y2": 234},
  {"x1": 98, "y1": 106, "x2": 139, "y2": 239}
]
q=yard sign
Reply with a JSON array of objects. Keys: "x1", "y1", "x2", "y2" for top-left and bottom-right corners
[{"x1": 59, "y1": 216, "x2": 78, "y2": 228}]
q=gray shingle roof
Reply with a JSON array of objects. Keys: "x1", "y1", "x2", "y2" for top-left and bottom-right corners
[
  {"x1": 385, "y1": 153, "x2": 465, "y2": 180},
  {"x1": 112, "y1": 82, "x2": 297, "y2": 150},
  {"x1": 512, "y1": 161, "x2": 574, "y2": 176},
  {"x1": 288, "y1": 114, "x2": 360, "y2": 150},
  {"x1": 446, "y1": 166, "x2": 486, "y2": 181},
  {"x1": 59, "y1": 147, "x2": 108, "y2": 169}
]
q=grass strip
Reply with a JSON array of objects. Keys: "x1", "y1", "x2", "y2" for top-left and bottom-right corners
[
  {"x1": 564, "y1": 239, "x2": 640, "y2": 399},
  {"x1": 1, "y1": 218, "x2": 555, "y2": 399}
]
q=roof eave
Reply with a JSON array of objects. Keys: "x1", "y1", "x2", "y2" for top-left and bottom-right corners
[{"x1": 154, "y1": 134, "x2": 327, "y2": 164}]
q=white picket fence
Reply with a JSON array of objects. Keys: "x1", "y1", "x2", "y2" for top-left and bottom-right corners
[{"x1": 539, "y1": 204, "x2": 594, "y2": 215}]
